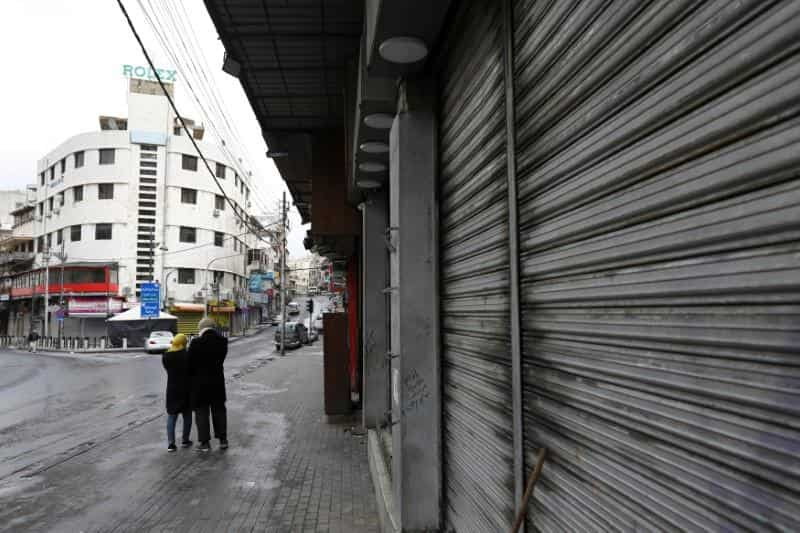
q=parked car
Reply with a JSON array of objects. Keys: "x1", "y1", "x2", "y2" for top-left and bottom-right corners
[
  {"x1": 145, "y1": 331, "x2": 174, "y2": 354},
  {"x1": 314, "y1": 314, "x2": 323, "y2": 331},
  {"x1": 287, "y1": 302, "x2": 300, "y2": 315},
  {"x1": 303, "y1": 318, "x2": 319, "y2": 343},
  {"x1": 274, "y1": 321, "x2": 308, "y2": 350},
  {"x1": 271, "y1": 314, "x2": 283, "y2": 326}
]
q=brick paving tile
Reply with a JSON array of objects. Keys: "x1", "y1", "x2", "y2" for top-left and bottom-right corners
[{"x1": 3, "y1": 342, "x2": 379, "y2": 533}]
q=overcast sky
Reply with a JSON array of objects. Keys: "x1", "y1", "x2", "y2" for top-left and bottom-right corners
[{"x1": 0, "y1": 0, "x2": 309, "y2": 258}]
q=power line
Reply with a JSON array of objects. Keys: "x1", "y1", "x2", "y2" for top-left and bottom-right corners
[
  {"x1": 117, "y1": 0, "x2": 282, "y2": 255},
  {"x1": 136, "y1": 0, "x2": 275, "y2": 217}
]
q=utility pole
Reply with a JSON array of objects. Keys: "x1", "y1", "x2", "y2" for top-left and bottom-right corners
[
  {"x1": 149, "y1": 225, "x2": 155, "y2": 282},
  {"x1": 58, "y1": 241, "x2": 66, "y2": 344},
  {"x1": 42, "y1": 204, "x2": 50, "y2": 340},
  {"x1": 280, "y1": 192, "x2": 287, "y2": 356}
]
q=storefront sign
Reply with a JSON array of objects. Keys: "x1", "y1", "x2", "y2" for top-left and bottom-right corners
[
  {"x1": 68, "y1": 297, "x2": 123, "y2": 317},
  {"x1": 122, "y1": 64, "x2": 177, "y2": 82}
]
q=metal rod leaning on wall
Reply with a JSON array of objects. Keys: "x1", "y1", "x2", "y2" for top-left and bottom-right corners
[
  {"x1": 510, "y1": 448, "x2": 548, "y2": 533},
  {"x1": 503, "y1": 0, "x2": 525, "y2": 525}
]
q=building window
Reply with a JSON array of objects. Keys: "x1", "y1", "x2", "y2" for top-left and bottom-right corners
[
  {"x1": 46, "y1": 233, "x2": 52, "y2": 248},
  {"x1": 56, "y1": 229, "x2": 63, "y2": 245},
  {"x1": 50, "y1": 167, "x2": 55, "y2": 180},
  {"x1": 141, "y1": 144, "x2": 157, "y2": 152},
  {"x1": 99, "y1": 148, "x2": 115, "y2": 165},
  {"x1": 214, "y1": 231, "x2": 224, "y2": 247},
  {"x1": 98, "y1": 183, "x2": 114, "y2": 199},
  {"x1": 234, "y1": 174, "x2": 239, "y2": 188},
  {"x1": 38, "y1": 202, "x2": 43, "y2": 216},
  {"x1": 174, "y1": 126, "x2": 181, "y2": 135},
  {"x1": 57, "y1": 192, "x2": 65, "y2": 207},
  {"x1": 71, "y1": 225, "x2": 81, "y2": 242},
  {"x1": 48, "y1": 197, "x2": 54, "y2": 212},
  {"x1": 140, "y1": 169, "x2": 157, "y2": 176},
  {"x1": 233, "y1": 238, "x2": 238, "y2": 252},
  {"x1": 37, "y1": 236, "x2": 44, "y2": 251},
  {"x1": 178, "y1": 268, "x2": 195, "y2": 284},
  {"x1": 181, "y1": 188, "x2": 197, "y2": 204},
  {"x1": 95, "y1": 223, "x2": 112, "y2": 240},
  {"x1": 179, "y1": 226, "x2": 196, "y2": 243},
  {"x1": 215, "y1": 163, "x2": 225, "y2": 179},
  {"x1": 74, "y1": 151, "x2": 84, "y2": 168},
  {"x1": 73, "y1": 185, "x2": 83, "y2": 202},
  {"x1": 215, "y1": 195, "x2": 225, "y2": 210},
  {"x1": 40, "y1": 172, "x2": 45, "y2": 186},
  {"x1": 140, "y1": 160, "x2": 157, "y2": 168},
  {"x1": 60, "y1": 159, "x2": 66, "y2": 174},
  {"x1": 182, "y1": 154, "x2": 198, "y2": 171},
  {"x1": 140, "y1": 152, "x2": 157, "y2": 161}
]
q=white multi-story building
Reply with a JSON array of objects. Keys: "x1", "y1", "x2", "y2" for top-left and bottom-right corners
[{"x1": 8, "y1": 78, "x2": 262, "y2": 337}]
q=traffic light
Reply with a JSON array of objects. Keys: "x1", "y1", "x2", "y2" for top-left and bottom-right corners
[{"x1": 306, "y1": 298, "x2": 314, "y2": 313}]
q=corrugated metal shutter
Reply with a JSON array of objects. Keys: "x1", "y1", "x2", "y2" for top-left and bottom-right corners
[
  {"x1": 174, "y1": 311, "x2": 203, "y2": 335},
  {"x1": 437, "y1": 0, "x2": 513, "y2": 531},
  {"x1": 513, "y1": 0, "x2": 800, "y2": 530}
]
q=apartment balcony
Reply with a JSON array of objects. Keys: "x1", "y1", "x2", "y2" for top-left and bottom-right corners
[{"x1": 0, "y1": 251, "x2": 35, "y2": 265}]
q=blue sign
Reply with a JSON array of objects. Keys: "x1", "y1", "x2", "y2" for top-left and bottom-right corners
[{"x1": 140, "y1": 282, "x2": 160, "y2": 318}]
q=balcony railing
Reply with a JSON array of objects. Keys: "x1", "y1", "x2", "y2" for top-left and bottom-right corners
[{"x1": 0, "y1": 251, "x2": 35, "y2": 265}]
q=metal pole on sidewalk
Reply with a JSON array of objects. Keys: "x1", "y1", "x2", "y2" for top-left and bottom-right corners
[{"x1": 280, "y1": 192, "x2": 286, "y2": 356}]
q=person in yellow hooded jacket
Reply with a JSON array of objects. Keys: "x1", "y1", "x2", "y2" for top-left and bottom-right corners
[{"x1": 162, "y1": 333, "x2": 193, "y2": 452}]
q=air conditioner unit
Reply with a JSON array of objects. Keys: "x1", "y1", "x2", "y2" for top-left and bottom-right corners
[
  {"x1": 213, "y1": 209, "x2": 220, "y2": 217},
  {"x1": 194, "y1": 291, "x2": 204, "y2": 299}
]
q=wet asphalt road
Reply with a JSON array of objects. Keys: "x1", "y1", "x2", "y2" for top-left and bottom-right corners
[{"x1": 0, "y1": 327, "x2": 278, "y2": 484}]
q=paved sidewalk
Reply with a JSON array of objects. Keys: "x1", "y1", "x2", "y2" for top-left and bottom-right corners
[{"x1": 1, "y1": 341, "x2": 378, "y2": 532}]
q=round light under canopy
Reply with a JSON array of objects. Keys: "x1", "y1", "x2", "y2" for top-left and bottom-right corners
[
  {"x1": 363, "y1": 113, "x2": 394, "y2": 129},
  {"x1": 359, "y1": 141, "x2": 389, "y2": 154},
  {"x1": 379, "y1": 37, "x2": 429, "y2": 64},
  {"x1": 356, "y1": 179, "x2": 382, "y2": 189},
  {"x1": 358, "y1": 162, "x2": 387, "y2": 172}
]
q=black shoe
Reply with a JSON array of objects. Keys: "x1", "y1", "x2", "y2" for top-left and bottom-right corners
[
  {"x1": 219, "y1": 438, "x2": 229, "y2": 450},
  {"x1": 181, "y1": 440, "x2": 193, "y2": 448},
  {"x1": 197, "y1": 442, "x2": 211, "y2": 452},
  {"x1": 167, "y1": 443, "x2": 177, "y2": 452}
]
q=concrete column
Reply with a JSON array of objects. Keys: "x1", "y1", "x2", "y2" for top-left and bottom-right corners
[
  {"x1": 389, "y1": 78, "x2": 441, "y2": 531},
  {"x1": 362, "y1": 189, "x2": 390, "y2": 430}
]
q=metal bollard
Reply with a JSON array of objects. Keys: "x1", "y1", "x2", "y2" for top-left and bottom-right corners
[
  {"x1": 122, "y1": 338, "x2": 127, "y2": 350},
  {"x1": 100, "y1": 338, "x2": 105, "y2": 350}
]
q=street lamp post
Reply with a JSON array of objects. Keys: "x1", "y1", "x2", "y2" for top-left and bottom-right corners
[{"x1": 204, "y1": 253, "x2": 245, "y2": 319}]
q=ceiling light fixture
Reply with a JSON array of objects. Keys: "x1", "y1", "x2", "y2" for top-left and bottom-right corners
[
  {"x1": 379, "y1": 36, "x2": 428, "y2": 64},
  {"x1": 363, "y1": 113, "x2": 394, "y2": 129},
  {"x1": 358, "y1": 162, "x2": 387, "y2": 172},
  {"x1": 359, "y1": 141, "x2": 389, "y2": 154},
  {"x1": 356, "y1": 179, "x2": 382, "y2": 189}
]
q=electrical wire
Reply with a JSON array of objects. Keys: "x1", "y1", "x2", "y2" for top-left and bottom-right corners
[
  {"x1": 117, "y1": 0, "x2": 285, "y2": 257},
  {"x1": 136, "y1": 0, "x2": 276, "y2": 217}
]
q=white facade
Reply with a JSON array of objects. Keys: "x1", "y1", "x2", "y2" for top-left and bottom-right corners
[
  {"x1": 0, "y1": 190, "x2": 28, "y2": 231},
  {"x1": 30, "y1": 80, "x2": 257, "y2": 308}
]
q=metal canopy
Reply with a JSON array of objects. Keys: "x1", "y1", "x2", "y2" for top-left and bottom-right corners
[{"x1": 203, "y1": 0, "x2": 364, "y2": 223}]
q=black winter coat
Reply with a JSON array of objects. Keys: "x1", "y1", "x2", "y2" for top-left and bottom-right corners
[
  {"x1": 187, "y1": 329, "x2": 228, "y2": 407},
  {"x1": 162, "y1": 349, "x2": 191, "y2": 414}
]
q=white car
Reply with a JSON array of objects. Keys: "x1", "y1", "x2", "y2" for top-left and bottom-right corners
[
  {"x1": 303, "y1": 318, "x2": 319, "y2": 343},
  {"x1": 146, "y1": 331, "x2": 174, "y2": 353},
  {"x1": 314, "y1": 314, "x2": 323, "y2": 331}
]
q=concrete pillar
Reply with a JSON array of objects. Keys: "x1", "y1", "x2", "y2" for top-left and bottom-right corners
[
  {"x1": 389, "y1": 78, "x2": 441, "y2": 531},
  {"x1": 362, "y1": 189, "x2": 390, "y2": 430}
]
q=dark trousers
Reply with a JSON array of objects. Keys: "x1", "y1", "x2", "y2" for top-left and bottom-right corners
[{"x1": 195, "y1": 402, "x2": 227, "y2": 443}]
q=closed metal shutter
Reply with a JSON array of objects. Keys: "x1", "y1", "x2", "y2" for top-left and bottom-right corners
[
  {"x1": 174, "y1": 311, "x2": 203, "y2": 335},
  {"x1": 513, "y1": 0, "x2": 800, "y2": 530},
  {"x1": 437, "y1": 0, "x2": 512, "y2": 531}
]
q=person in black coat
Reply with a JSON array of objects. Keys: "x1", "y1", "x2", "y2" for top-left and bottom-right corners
[
  {"x1": 188, "y1": 317, "x2": 229, "y2": 452},
  {"x1": 162, "y1": 333, "x2": 192, "y2": 452}
]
